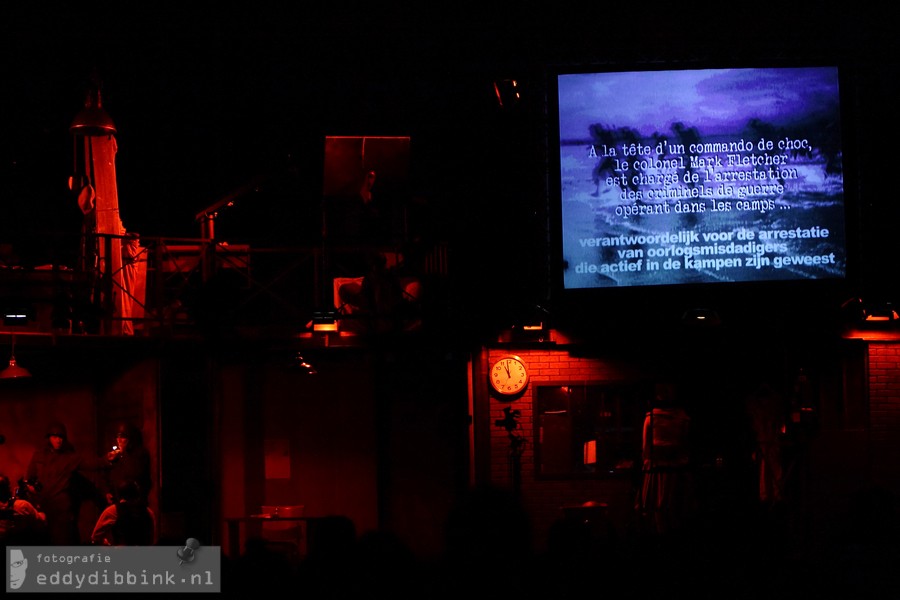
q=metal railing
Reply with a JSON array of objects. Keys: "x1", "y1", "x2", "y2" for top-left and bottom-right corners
[{"x1": 0, "y1": 232, "x2": 449, "y2": 339}]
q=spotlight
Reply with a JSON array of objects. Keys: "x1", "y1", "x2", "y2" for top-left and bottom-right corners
[
  {"x1": 310, "y1": 311, "x2": 338, "y2": 332},
  {"x1": 493, "y1": 78, "x2": 522, "y2": 108},
  {"x1": 864, "y1": 303, "x2": 899, "y2": 322},
  {"x1": 293, "y1": 354, "x2": 317, "y2": 375},
  {"x1": 501, "y1": 304, "x2": 551, "y2": 342},
  {"x1": 843, "y1": 298, "x2": 900, "y2": 327},
  {"x1": 682, "y1": 308, "x2": 721, "y2": 327},
  {"x1": 3, "y1": 307, "x2": 30, "y2": 327}
]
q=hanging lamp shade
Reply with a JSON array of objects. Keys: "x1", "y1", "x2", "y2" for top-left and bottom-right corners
[
  {"x1": 0, "y1": 356, "x2": 31, "y2": 379},
  {"x1": 0, "y1": 335, "x2": 31, "y2": 379}
]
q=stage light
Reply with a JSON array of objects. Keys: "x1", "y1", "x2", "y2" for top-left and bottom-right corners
[
  {"x1": 843, "y1": 298, "x2": 900, "y2": 325},
  {"x1": 311, "y1": 311, "x2": 338, "y2": 332},
  {"x1": 493, "y1": 78, "x2": 522, "y2": 108},
  {"x1": 3, "y1": 313, "x2": 28, "y2": 327},
  {"x1": 864, "y1": 303, "x2": 899, "y2": 322},
  {"x1": 293, "y1": 354, "x2": 317, "y2": 375},
  {"x1": 499, "y1": 303, "x2": 551, "y2": 342},
  {"x1": 3, "y1": 300, "x2": 31, "y2": 326},
  {"x1": 682, "y1": 308, "x2": 721, "y2": 327}
]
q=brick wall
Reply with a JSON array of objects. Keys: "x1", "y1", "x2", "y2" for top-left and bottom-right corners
[
  {"x1": 485, "y1": 347, "x2": 641, "y2": 553},
  {"x1": 868, "y1": 342, "x2": 900, "y2": 491},
  {"x1": 482, "y1": 339, "x2": 900, "y2": 555}
]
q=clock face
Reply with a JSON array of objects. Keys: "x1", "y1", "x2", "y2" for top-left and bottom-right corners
[{"x1": 490, "y1": 356, "x2": 528, "y2": 395}]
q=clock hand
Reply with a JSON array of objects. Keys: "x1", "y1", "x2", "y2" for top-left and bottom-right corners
[{"x1": 504, "y1": 361, "x2": 511, "y2": 377}]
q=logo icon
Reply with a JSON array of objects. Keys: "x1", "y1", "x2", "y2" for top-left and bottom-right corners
[
  {"x1": 9, "y1": 548, "x2": 28, "y2": 590},
  {"x1": 177, "y1": 538, "x2": 200, "y2": 565}
]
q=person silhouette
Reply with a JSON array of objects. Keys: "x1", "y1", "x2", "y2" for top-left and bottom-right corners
[
  {"x1": 327, "y1": 167, "x2": 416, "y2": 332},
  {"x1": 0, "y1": 474, "x2": 46, "y2": 546},
  {"x1": 26, "y1": 421, "x2": 107, "y2": 545},
  {"x1": 640, "y1": 382, "x2": 695, "y2": 541},
  {"x1": 103, "y1": 421, "x2": 152, "y2": 506},
  {"x1": 91, "y1": 479, "x2": 156, "y2": 546}
]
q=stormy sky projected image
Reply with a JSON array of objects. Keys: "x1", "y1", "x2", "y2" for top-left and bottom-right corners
[{"x1": 556, "y1": 66, "x2": 846, "y2": 290}]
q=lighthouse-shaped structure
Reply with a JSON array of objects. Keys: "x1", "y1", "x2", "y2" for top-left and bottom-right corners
[{"x1": 70, "y1": 79, "x2": 141, "y2": 335}]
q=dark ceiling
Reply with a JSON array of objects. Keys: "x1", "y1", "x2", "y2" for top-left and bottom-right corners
[{"x1": 2, "y1": 5, "x2": 898, "y2": 332}]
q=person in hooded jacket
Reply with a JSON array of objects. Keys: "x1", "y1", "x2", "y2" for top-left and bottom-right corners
[
  {"x1": 25, "y1": 421, "x2": 107, "y2": 545},
  {"x1": 103, "y1": 422, "x2": 152, "y2": 506}
]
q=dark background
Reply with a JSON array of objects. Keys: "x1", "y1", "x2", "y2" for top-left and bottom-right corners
[{"x1": 2, "y1": 4, "x2": 898, "y2": 334}]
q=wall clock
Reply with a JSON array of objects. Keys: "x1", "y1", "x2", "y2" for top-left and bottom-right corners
[{"x1": 490, "y1": 355, "x2": 529, "y2": 396}]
